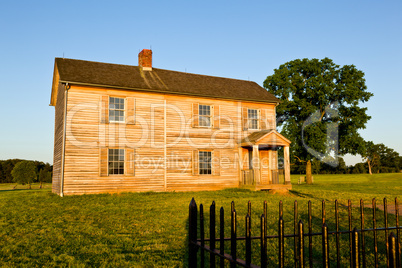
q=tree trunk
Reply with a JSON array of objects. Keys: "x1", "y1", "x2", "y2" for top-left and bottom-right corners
[
  {"x1": 28, "y1": 184, "x2": 31, "y2": 189},
  {"x1": 306, "y1": 160, "x2": 313, "y2": 184},
  {"x1": 367, "y1": 159, "x2": 372, "y2": 175}
]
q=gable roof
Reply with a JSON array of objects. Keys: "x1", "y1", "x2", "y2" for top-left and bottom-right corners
[
  {"x1": 240, "y1": 130, "x2": 291, "y2": 147},
  {"x1": 52, "y1": 58, "x2": 279, "y2": 105}
]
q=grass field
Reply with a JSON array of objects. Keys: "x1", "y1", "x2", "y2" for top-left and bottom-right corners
[{"x1": 0, "y1": 173, "x2": 401, "y2": 267}]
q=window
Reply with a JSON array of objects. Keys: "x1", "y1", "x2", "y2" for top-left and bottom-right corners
[
  {"x1": 109, "y1": 97, "x2": 125, "y2": 122},
  {"x1": 199, "y1": 104, "x2": 211, "y2": 127},
  {"x1": 108, "y1": 149, "x2": 125, "y2": 175},
  {"x1": 248, "y1": 109, "x2": 259, "y2": 129},
  {"x1": 199, "y1": 151, "x2": 212, "y2": 175}
]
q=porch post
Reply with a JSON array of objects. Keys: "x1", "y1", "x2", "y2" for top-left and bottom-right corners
[
  {"x1": 284, "y1": 146, "x2": 291, "y2": 185},
  {"x1": 252, "y1": 145, "x2": 260, "y2": 184},
  {"x1": 238, "y1": 147, "x2": 243, "y2": 185}
]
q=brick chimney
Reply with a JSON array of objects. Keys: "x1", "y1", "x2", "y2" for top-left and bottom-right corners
[{"x1": 138, "y1": 49, "x2": 152, "y2": 71}]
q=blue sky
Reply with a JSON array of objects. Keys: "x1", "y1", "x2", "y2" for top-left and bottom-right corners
[{"x1": 0, "y1": 0, "x2": 401, "y2": 165}]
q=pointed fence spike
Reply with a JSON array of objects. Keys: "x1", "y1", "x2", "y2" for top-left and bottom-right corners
[{"x1": 188, "y1": 198, "x2": 198, "y2": 267}]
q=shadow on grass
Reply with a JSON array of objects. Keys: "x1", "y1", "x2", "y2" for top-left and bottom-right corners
[
  {"x1": 0, "y1": 188, "x2": 32, "y2": 192},
  {"x1": 289, "y1": 190, "x2": 315, "y2": 199}
]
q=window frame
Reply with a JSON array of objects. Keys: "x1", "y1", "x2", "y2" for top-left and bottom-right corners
[
  {"x1": 248, "y1": 108, "x2": 259, "y2": 130},
  {"x1": 198, "y1": 150, "x2": 212, "y2": 175},
  {"x1": 108, "y1": 148, "x2": 125, "y2": 175},
  {"x1": 198, "y1": 104, "x2": 212, "y2": 128},
  {"x1": 109, "y1": 96, "x2": 125, "y2": 123}
]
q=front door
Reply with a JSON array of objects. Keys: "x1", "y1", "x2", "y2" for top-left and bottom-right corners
[{"x1": 259, "y1": 150, "x2": 269, "y2": 184}]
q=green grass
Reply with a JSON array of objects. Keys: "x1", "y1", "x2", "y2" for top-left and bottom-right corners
[
  {"x1": 0, "y1": 173, "x2": 401, "y2": 267},
  {"x1": 290, "y1": 173, "x2": 402, "y2": 202}
]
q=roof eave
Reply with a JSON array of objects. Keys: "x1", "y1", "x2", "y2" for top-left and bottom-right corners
[
  {"x1": 58, "y1": 80, "x2": 280, "y2": 104},
  {"x1": 50, "y1": 62, "x2": 60, "y2": 106}
]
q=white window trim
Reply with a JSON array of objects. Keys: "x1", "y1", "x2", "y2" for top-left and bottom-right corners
[
  {"x1": 198, "y1": 150, "x2": 212, "y2": 175},
  {"x1": 248, "y1": 108, "x2": 260, "y2": 130},
  {"x1": 109, "y1": 97, "x2": 126, "y2": 124},
  {"x1": 108, "y1": 148, "x2": 125, "y2": 176},
  {"x1": 198, "y1": 104, "x2": 212, "y2": 128}
]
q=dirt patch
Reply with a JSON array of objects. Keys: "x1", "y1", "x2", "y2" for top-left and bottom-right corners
[
  {"x1": 375, "y1": 204, "x2": 401, "y2": 216},
  {"x1": 266, "y1": 189, "x2": 293, "y2": 196}
]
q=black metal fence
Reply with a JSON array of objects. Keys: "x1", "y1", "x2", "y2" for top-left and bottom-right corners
[{"x1": 188, "y1": 198, "x2": 401, "y2": 267}]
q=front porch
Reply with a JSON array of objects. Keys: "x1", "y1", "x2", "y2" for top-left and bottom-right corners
[{"x1": 238, "y1": 130, "x2": 292, "y2": 191}]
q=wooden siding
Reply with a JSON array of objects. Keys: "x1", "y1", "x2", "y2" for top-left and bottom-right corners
[
  {"x1": 51, "y1": 83, "x2": 65, "y2": 194},
  {"x1": 54, "y1": 84, "x2": 280, "y2": 195}
]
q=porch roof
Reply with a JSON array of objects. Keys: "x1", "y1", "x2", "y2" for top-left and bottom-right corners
[{"x1": 240, "y1": 130, "x2": 291, "y2": 147}]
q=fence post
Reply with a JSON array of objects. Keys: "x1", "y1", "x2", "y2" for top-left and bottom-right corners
[
  {"x1": 352, "y1": 228, "x2": 359, "y2": 268},
  {"x1": 360, "y1": 199, "x2": 366, "y2": 268},
  {"x1": 384, "y1": 198, "x2": 389, "y2": 267},
  {"x1": 246, "y1": 214, "x2": 251, "y2": 266},
  {"x1": 230, "y1": 209, "x2": 237, "y2": 268},
  {"x1": 261, "y1": 214, "x2": 267, "y2": 268},
  {"x1": 220, "y1": 207, "x2": 225, "y2": 268},
  {"x1": 322, "y1": 200, "x2": 326, "y2": 225},
  {"x1": 372, "y1": 198, "x2": 378, "y2": 268},
  {"x1": 200, "y1": 204, "x2": 205, "y2": 268},
  {"x1": 298, "y1": 220, "x2": 305, "y2": 268},
  {"x1": 348, "y1": 200, "x2": 353, "y2": 268},
  {"x1": 294, "y1": 201, "x2": 298, "y2": 267},
  {"x1": 322, "y1": 201, "x2": 327, "y2": 268},
  {"x1": 279, "y1": 200, "x2": 284, "y2": 267},
  {"x1": 335, "y1": 200, "x2": 340, "y2": 268},
  {"x1": 308, "y1": 201, "x2": 313, "y2": 268},
  {"x1": 189, "y1": 198, "x2": 198, "y2": 267},
  {"x1": 263, "y1": 201, "x2": 268, "y2": 267},
  {"x1": 322, "y1": 223, "x2": 329, "y2": 268},
  {"x1": 394, "y1": 198, "x2": 400, "y2": 268},
  {"x1": 210, "y1": 201, "x2": 216, "y2": 268},
  {"x1": 279, "y1": 216, "x2": 285, "y2": 268},
  {"x1": 388, "y1": 233, "x2": 397, "y2": 268}
]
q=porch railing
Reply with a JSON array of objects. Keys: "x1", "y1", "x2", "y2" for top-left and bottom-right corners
[
  {"x1": 271, "y1": 169, "x2": 284, "y2": 184},
  {"x1": 242, "y1": 169, "x2": 255, "y2": 185}
]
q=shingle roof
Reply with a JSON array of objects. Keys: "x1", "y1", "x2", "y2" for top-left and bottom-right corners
[{"x1": 54, "y1": 58, "x2": 279, "y2": 103}]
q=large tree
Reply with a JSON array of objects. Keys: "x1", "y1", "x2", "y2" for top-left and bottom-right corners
[
  {"x1": 0, "y1": 159, "x2": 22, "y2": 183},
  {"x1": 38, "y1": 169, "x2": 52, "y2": 188},
  {"x1": 11, "y1": 161, "x2": 37, "y2": 189},
  {"x1": 362, "y1": 142, "x2": 400, "y2": 174},
  {"x1": 264, "y1": 58, "x2": 372, "y2": 183},
  {"x1": 362, "y1": 141, "x2": 380, "y2": 175}
]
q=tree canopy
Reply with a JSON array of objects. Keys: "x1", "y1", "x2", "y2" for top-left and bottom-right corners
[
  {"x1": 38, "y1": 169, "x2": 52, "y2": 188},
  {"x1": 264, "y1": 58, "x2": 373, "y2": 181},
  {"x1": 11, "y1": 161, "x2": 37, "y2": 189},
  {"x1": 363, "y1": 142, "x2": 400, "y2": 174},
  {"x1": 0, "y1": 159, "x2": 52, "y2": 183}
]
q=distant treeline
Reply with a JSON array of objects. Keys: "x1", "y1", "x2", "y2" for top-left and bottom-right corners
[
  {"x1": 0, "y1": 159, "x2": 52, "y2": 183},
  {"x1": 291, "y1": 156, "x2": 402, "y2": 175}
]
